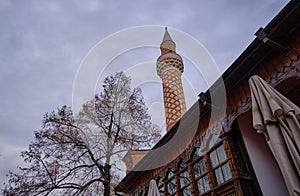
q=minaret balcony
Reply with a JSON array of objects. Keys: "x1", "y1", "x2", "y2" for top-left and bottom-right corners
[{"x1": 157, "y1": 52, "x2": 182, "y2": 63}]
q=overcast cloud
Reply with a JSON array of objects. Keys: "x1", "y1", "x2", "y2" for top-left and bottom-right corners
[{"x1": 0, "y1": 0, "x2": 289, "y2": 189}]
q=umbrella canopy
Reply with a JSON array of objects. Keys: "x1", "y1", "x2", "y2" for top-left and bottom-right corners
[
  {"x1": 249, "y1": 75, "x2": 300, "y2": 196},
  {"x1": 147, "y1": 179, "x2": 160, "y2": 196}
]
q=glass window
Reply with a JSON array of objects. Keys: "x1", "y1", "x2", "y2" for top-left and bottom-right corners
[
  {"x1": 217, "y1": 145, "x2": 227, "y2": 163},
  {"x1": 192, "y1": 148, "x2": 210, "y2": 194},
  {"x1": 193, "y1": 158, "x2": 206, "y2": 178},
  {"x1": 210, "y1": 150, "x2": 218, "y2": 167},
  {"x1": 222, "y1": 163, "x2": 232, "y2": 181},
  {"x1": 167, "y1": 178, "x2": 176, "y2": 195},
  {"x1": 210, "y1": 145, "x2": 227, "y2": 167},
  {"x1": 179, "y1": 160, "x2": 190, "y2": 187},
  {"x1": 166, "y1": 170, "x2": 176, "y2": 195},
  {"x1": 210, "y1": 145, "x2": 232, "y2": 185},
  {"x1": 157, "y1": 177, "x2": 164, "y2": 196},
  {"x1": 196, "y1": 174, "x2": 210, "y2": 194},
  {"x1": 167, "y1": 170, "x2": 175, "y2": 178},
  {"x1": 154, "y1": 144, "x2": 233, "y2": 196},
  {"x1": 179, "y1": 169, "x2": 190, "y2": 187},
  {"x1": 215, "y1": 167, "x2": 224, "y2": 185},
  {"x1": 178, "y1": 159, "x2": 192, "y2": 195},
  {"x1": 181, "y1": 184, "x2": 192, "y2": 196}
]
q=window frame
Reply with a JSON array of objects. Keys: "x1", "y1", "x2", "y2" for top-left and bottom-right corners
[
  {"x1": 191, "y1": 148, "x2": 210, "y2": 195},
  {"x1": 157, "y1": 140, "x2": 233, "y2": 196},
  {"x1": 166, "y1": 169, "x2": 177, "y2": 196},
  {"x1": 156, "y1": 177, "x2": 165, "y2": 196},
  {"x1": 178, "y1": 159, "x2": 192, "y2": 195},
  {"x1": 209, "y1": 144, "x2": 232, "y2": 186}
]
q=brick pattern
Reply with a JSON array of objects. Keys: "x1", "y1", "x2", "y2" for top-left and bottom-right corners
[{"x1": 161, "y1": 67, "x2": 186, "y2": 131}]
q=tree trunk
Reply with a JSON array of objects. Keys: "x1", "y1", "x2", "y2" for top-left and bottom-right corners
[
  {"x1": 103, "y1": 181, "x2": 110, "y2": 196},
  {"x1": 103, "y1": 164, "x2": 111, "y2": 196}
]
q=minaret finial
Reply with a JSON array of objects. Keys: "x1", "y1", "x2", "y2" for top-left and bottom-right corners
[{"x1": 163, "y1": 26, "x2": 173, "y2": 42}]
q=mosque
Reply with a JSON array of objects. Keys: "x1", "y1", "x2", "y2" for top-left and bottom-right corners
[{"x1": 116, "y1": 1, "x2": 300, "y2": 195}]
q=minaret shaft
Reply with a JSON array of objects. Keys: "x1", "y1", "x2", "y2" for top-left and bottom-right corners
[
  {"x1": 156, "y1": 28, "x2": 187, "y2": 131},
  {"x1": 161, "y1": 68, "x2": 186, "y2": 130}
]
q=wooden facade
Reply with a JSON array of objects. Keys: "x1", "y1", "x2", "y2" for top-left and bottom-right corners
[{"x1": 116, "y1": 1, "x2": 300, "y2": 195}]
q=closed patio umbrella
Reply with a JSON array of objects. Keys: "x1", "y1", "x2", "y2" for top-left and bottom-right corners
[
  {"x1": 249, "y1": 75, "x2": 300, "y2": 196},
  {"x1": 147, "y1": 179, "x2": 160, "y2": 196}
]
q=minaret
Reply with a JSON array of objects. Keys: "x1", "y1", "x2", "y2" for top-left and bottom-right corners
[{"x1": 156, "y1": 27, "x2": 187, "y2": 131}]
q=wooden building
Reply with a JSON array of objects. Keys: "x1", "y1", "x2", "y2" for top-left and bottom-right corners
[{"x1": 116, "y1": 1, "x2": 300, "y2": 195}]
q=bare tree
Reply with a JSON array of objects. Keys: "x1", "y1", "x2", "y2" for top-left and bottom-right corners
[{"x1": 3, "y1": 72, "x2": 161, "y2": 196}]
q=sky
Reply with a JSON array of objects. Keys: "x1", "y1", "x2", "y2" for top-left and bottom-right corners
[{"x1": 0, "y1": 0, "x2": 290, "y2": 190}]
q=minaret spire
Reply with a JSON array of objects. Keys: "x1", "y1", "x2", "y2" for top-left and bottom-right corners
[
  {"x1": 163, "y1": 27, "x2": 173, "y2": 42},
  {"x1": 157, "y1": 27, "x2": 187, "y2": 131},
  {"x1": 160, "y1": 27, "x2": 176, "y2": 55}
]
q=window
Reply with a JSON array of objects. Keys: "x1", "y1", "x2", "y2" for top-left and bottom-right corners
[
  {"x1": 210, "y1": 145, "x2": 232, "y2": 185},
  {"x1": 181, "y1": 185, "x2": 192, "y2": 196},
  {"x1": 178, "y1": 160, "x2": 192, "y2": 196},
  {"x1": 157, "y1": 177, "x2": 164, "y2": 196},
  {"x1": 192, "y1": 148, "x2": 210, "y2": 194},
  {"x1": 166, "y1": 170, "x2": 176, "y2": 195},
  {"x1": 154, "y1": 143, "x2": 233, "y2": 196}
]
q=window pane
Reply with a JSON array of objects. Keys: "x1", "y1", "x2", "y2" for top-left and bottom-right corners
[
  {"x1": 197, "y1": 175, "x2": 210, "y2": 194},
  {"x1": 203, "y1": 175, "x2": 210, "y2": 192},
  {"x1": 199, "y1": 158, "x2": 206, "y2": 174},
  {"x1": 222, "y1": 163, "x2": 232, "y2": 181},
  {"x1": 157, "y1": 178, "x2": 164, "y2": 196},
  {"x1": 193, "y1": 158, "x2": 206, "y2": 178},
  {"x1": 215, "y1": 167, "x2": 224, "y2": 185},
  {"x1": 217, "y1": 145, "x2": 227, "y2": 163},
  {"x1": 167, "y1": 178, "x2": 176, "y2": 195},
  {"x1": 179, "y1": 159, "x2": 188, "y2": 169},
  {"x1": 193, "y1": 162, "x2": 201, "y2": 178},
  {"x1": 180, "y1": 169, "x2": 190, "y2": 187},
  {"x1": 197, "y1": 178, "x2": 204, "y2": 194},
  {"x1": 182, "y1": 185, "x2": 192, "y2": 196},
  {"x1": 157, "y1": 178, "x2": 163, "y2": 187},
  {"x1": 167, "y1": 170, "x2": 175, "y2": 178},
  {"x1": 210, "y1": 150, "x2": 218, "y2": 167}
]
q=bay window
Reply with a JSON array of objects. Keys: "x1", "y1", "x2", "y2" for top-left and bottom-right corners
[{"x1": 210, "y1": 145, "x2": 232, "y2": 185}]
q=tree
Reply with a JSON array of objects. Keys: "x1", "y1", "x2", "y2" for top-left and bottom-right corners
[{"x1": 3, "y1": 72, "x2": 161, "y2": 195}]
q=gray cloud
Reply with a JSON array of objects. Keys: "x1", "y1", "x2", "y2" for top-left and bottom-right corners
[{"x1": 0, "y1": 0, "x2": 289, "y2": 189}]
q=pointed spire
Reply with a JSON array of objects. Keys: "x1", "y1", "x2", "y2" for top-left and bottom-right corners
[{"x1": 163, "y1": 27, "x2": 173, "y2": 42}]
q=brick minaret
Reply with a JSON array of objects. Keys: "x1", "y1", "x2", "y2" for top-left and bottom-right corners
[{"x1": 156, "y1": 27, "x2": 186, "y2": 131}]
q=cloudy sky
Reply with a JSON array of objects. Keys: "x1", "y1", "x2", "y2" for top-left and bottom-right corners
[{"x1": 0, "y1": 0, "x2": 289, "y2": 189}]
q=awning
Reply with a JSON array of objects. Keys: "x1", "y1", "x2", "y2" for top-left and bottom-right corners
[{"x1": 249, "y1": 75, "x2": 300, "y2": 196}]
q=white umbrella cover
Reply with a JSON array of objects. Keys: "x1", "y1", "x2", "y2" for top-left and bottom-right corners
[
  {"x1": 147, "y1": 179, "x2": 160, "y2": 196},
  {"x1": 249, "y1": 75, "x2": 300, "y2": 196}
]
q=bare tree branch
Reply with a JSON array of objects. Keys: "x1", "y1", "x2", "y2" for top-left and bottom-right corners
[{"x1": 3, "y1": 72, "x2": 161, "y2": 196}]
